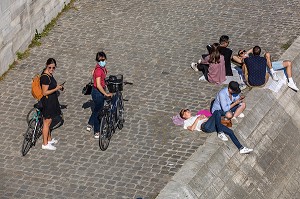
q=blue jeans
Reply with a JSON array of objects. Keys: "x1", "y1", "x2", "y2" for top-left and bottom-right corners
[
  {"x1": 202, "y1": 110, "x2": 243, "y2": 149},
  {"x1": 88, "y1": 87, "x2": 105, "y2": 134}
]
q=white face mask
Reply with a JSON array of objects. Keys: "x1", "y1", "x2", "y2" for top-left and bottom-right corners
[{"x1": 98, "y1": 61, "x2": 106, "y2": 67}]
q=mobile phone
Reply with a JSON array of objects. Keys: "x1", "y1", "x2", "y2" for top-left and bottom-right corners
[{"x1": 61, "y1": 81, "x2": 66, "y2": 86}]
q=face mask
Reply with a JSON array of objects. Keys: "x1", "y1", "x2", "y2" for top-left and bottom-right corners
[
  {"x1": 98, "y1": 61, "x2": 106, "y2": 67},
  {"x1": 232, "y1": 93, "x2": 239, "y2": 97}
]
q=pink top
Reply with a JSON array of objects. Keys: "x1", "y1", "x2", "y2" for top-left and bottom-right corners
[
  {"x1": 93, "y1": 64, "x2": 107, "y2": 88},
  {"x1": 202, "y1": 55, "x2": 226, "y2": 84}
]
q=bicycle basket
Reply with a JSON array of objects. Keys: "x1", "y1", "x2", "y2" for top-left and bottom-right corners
[{"x1": 106, "y1": 74, "x2": 123, "y2": 93}]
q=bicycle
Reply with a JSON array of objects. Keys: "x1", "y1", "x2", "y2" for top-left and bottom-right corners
[
  {"x1": 22, "y1": 103, "x2": 43, "y2": 156},
  {"x1": 26, "y1": 102, "x2": 65, "y2": 130},
  {"x1": 99, "y1": 75, "x2": 132, "y2": 151},
  {"x1": 22, "y1": 103, "x2": 65, "y2": 156}
]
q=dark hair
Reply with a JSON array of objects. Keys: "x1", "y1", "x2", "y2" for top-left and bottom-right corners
[
  {"x1": 208, "y1": 43, "x2": 220, "y2": 64},
  {"x1": 253, "y1": 46, "x2": 261, "y2": 56},
  {"x1": 179, "y1": 109, "x2": 190, "y2": 119},
  {"x1": 219, "y1": 35, "x2": 229, "y2": 44},
  {"x1": 95, "y1": 51, "x2": 107, "y2": 62},
  {"x1": 46, "y1": 58, "x2": 56, "y2": 66}
]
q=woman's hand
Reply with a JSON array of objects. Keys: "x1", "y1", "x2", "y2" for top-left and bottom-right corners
[
  {"x1": 56, "y1": 85, "x2": 63, "y2": 91},
  {"x1": 105, "y1": 93, "x2": 113, "y2": 97}
]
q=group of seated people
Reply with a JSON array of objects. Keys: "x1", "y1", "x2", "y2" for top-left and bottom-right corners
[
  {"x1": 190, "y1": 35, "x2": 232, "y2": 84},
  {"x1": 190, "y1": 35, "x2": 299, "y2": 91},
  {"x1": 180, "y1": 81, "x2": 253, "y2": 154},
  {"x1": 180, "y1": 35, "x2": 299, "y2": 154}
]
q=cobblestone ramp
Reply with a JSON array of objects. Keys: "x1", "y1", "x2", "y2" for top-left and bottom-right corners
[
  {"x1": 157, "y1": 37, "x2": 300, "y2": 199},
  {"x1": 1, "y1": 0, "x2": 300, "y2": 198}
]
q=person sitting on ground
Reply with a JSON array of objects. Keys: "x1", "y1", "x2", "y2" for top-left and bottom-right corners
[
  {"x1": 191, "y1": 35, "x2": 233, "y2": 77},
  {"x1": 243, "y1": 46, "x2": 299, "y2": 91},
  {"x1": 232, "y1": 49, "x2": 252, "y2": 66},
  {"x1": 218, "y1": 35, "x2": 234, "y2": 76},
  {"x1": 192, "y1": 43, "x2": 226, "y2": 84},
  {"x1": 180, "y1": 108, "x2": 253, "y2": 154},
  {"x1": 211, "y1": 81, "x2": 246, "y2": 121}
]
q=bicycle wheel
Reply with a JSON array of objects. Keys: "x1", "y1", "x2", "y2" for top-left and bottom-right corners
[
  {"x1": 99, "y1": 113, "x2": 111, "y2": 151},
  {"x1": 33, "y1": 118, "x2": 43, "y2": 146},
  {"x1": 117, "y1": 93, "x2": 125, "y2": 130},
  {"x1": 21, "y1": 119, "x2": 36, "y2": 156},
  {"x1": 26, "y1": 108, "x2": 38, "y2": 124}
]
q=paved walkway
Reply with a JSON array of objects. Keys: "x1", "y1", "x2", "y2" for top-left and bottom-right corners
[{"x1": 1, "y1": 0, "x2": 300, "y2": 198}]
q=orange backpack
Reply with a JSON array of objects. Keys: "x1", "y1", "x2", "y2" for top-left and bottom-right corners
[{"x1": 31, "y1": 74, "x2": 50, "y2": 100}]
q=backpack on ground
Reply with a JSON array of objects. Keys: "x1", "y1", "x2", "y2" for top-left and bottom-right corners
[{"x1": 31, "y1": 74, "x2": 50, "y2": 100}]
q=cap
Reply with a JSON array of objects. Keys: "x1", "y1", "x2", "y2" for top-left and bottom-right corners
[{"x1": 228, "y1": 81, "x2": 241, "y2": 94}]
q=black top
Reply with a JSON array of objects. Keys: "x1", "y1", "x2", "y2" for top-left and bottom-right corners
[
  {"x1": 40, "y1": 73, "x2": 61, "y2": 119},
  {"x1": 219, "y1": 47, "x2": 233, "y2": 76}
]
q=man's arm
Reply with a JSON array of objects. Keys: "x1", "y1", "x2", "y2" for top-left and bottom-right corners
[{"x1": 219, "y1": 92, "x2": 230, "y2": 112}]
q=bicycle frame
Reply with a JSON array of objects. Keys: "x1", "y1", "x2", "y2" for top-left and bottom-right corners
[
  {"x1": 31, "y1": 109, "x2": 43, "y2": 144},
  {"x1": 106, "y1": 91, "x2": 121, "y2": 132}
]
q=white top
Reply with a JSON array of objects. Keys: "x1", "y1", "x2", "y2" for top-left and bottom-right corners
[{"x1": 183, "y1": 116, "x2": 206, "y2": 131}]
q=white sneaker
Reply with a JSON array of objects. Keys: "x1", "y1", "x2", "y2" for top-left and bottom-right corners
[
  {"x1": 240, "y1": 147, "x2": 253, "y2": 154},
  {"x1": 217, "y1": 132, "x2": 228, "y2": 141},
  {"x1": 42, "y1": 143, "x2": 56, "y2": 150},
  {"x1": 94, "y1": 133, "x2": 99, "y2": 139},
  {"x1": 48, "y1": 138, "x2": 58, "y2": 145},
  {"x1": 239, "y1": 84, "x2": 247, "y2": 91},
  {"x1": 272, "y1": 72, "x2": 279, "y2": 81},
  {"x1": 199, "y1": 75, "x2": 206, "y2": 81},
  {"x1": 190, "y1": 62, "x2": 199, "y2": 71},
  {"x1": 238, "y1": 113, "x2": 245, "y2": 118},
  {"x1": 86, "y1": 125, "x2": 92, "y2": 132},
  {"x1": 287, "y1": 81, "x2": 299, "y2": 91}
]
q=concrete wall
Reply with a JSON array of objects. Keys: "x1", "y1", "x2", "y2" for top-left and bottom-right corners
[
  {"x1": 0, "y1": 0, "x2": 71, "y2": 76},
  {"x1": 156, "y1": 37, "x2": 300, "y2": 199}
]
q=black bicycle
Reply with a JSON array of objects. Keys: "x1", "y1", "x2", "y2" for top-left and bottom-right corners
[
  {"x1": 22, "y1": 103, "x2": 43, "y2": 156},
  {"x1": 99, "y1": 75, "x2": 132, "y2": 151},
  {"x1": 22, "y1": 103, "x2": 65, "y2": 156}
]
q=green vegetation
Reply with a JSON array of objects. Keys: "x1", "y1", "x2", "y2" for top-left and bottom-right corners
[
  {"x1": 281, "y1": 40, "x2": 293, "y2": 50},
  {"x1": 0, "y1": 61, "x2": 18, "y2": 81},
  {"x1": 0, "y1": 0, "x2": 77, "y2": 80}
]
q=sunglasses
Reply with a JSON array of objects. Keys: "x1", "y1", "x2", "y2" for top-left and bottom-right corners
[
  {"x1": 238, "y1": 50, "x2": 246, "y2": 56},
  {"x1": 48, "y1": 66, "x2": 56, "y2": 70}
]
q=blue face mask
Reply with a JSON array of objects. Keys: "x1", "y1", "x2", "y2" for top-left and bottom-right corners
[
  {"x1": 232, "y1": 93, "x2": 239, "y2": 97},
  {"x1": 98, "y1": 61, "x2": 106, "y2": 67}
]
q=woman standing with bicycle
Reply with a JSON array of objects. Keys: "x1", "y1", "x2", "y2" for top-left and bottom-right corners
[
  {"x1": 41, "y1": 58, "x2": 63, "y2": 150},
  {"x1": 87, "y1": 51, "x2": 112, "y2": 139}
]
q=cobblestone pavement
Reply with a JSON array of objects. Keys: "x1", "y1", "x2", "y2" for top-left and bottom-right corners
[{"x1": 1, "y1": 0, "x2": 300, "y2": 198}]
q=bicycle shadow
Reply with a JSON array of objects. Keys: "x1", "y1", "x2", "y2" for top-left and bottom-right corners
[
  {"x1": 50, "y1": 104, "x2": 67, "y2": 130},
  {"x1": 82, "y1": 99, "x2": 94, "y2": 110}
]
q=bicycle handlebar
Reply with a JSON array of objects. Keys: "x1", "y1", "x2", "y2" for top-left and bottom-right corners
[{"x1": 124, "y1": 81, "x2": 133, "y2": 85}]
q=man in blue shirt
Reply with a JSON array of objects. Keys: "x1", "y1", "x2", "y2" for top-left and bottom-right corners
[
  {"x1": 211, "y1": 81, "x2": 246, "y2": 120},
  {"x1": 243, "y1": 46, "x2": 299, "y2": 91}
]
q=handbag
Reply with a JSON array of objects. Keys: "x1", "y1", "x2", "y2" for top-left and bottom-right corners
[
  {"x1": 82, "y1": 81, "x2": 93, "y2": 95},
  {"x1": 221, "y1": 119, "x2": 232, "y2": 127}
]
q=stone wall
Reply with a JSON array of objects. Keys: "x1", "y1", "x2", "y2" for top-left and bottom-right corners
[
  {"x1": 156, "y1": 37, "x2": 300, "y2": 199},
  {"x1": 0, "y1": 0, "x2": 71, "y2": 76}
]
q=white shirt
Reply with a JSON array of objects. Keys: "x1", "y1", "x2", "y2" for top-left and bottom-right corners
[{"x1": 183, "y1": 116, "x2": 206, "y2": 131}]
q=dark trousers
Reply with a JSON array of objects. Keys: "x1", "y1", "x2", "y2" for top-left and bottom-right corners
[
  {"x1": 201, "y1": 110, "x2": 243, "y2": 149},
  {"x1": 197, "y1": 63, "x2": 209, "y2": 81},
  {"x1": 88, "y1": 87, "x2": 105, "y2": 134}
]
